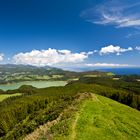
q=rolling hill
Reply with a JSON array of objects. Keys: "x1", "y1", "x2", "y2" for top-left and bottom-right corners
[
  {"x1": 0, "y1": 64, "x2": 110, "y2": 84},
  {"x1": 25, "y1": 94, "x2": 140, "y2": 140},
  {"x1": 0, "y1": 70, "x2": 140, "y2": 140}
]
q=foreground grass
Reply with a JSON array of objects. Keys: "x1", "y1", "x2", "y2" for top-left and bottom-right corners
[
  {"x1": 0, "y1": 93, "x2": 21, "y2": 102},
  {"x1": 52, "y1": 94, "x2": 140, "y2": 140}
]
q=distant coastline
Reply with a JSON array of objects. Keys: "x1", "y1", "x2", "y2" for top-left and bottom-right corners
[{"x1": 97, "y1": 68, "x2": 140, "y2": 75}]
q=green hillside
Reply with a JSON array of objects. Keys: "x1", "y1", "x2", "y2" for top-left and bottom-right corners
[
  {"x1": 28, "y1": 94, "x2": 140, "y2": 140},
  {"x1": 70, "y1": 95, "x2": 140, "y2": 140},
  {"x1": 0, "y1": 82, "x2": 140, "y2": 140},
  {"x1": 0, "y1": 64, "x2": 111, "y2": 84}
]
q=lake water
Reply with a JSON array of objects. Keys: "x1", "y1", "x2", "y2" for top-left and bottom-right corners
[{"x1": 0, "y1": 81, "x2": 67, "y2": 91}]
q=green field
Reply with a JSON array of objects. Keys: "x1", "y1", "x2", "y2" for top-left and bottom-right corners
[
  {"x1": 83, "y1": 74, "x2": 99, "y2": 77},
  {"x1": 0, "y1": 93, "x2": 21, "y2": 102},
  {"x1": 52, "y1": 94, "x2": 140, "y2": 140},
  {"x1": 107, "y1": 72, "x2": 115, "y2": 76}
]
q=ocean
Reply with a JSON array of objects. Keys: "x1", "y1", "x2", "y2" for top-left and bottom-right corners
[{"x1": 97, "y1": 68, "x2": 140, "y2": 75}]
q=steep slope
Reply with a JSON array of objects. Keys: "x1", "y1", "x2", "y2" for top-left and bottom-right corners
[{"x1": 39, "y1": 94, "x2": 140, "y2": 140}]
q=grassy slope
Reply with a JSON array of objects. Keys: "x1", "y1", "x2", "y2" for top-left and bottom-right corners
[
  {"x1": 53, "y1": 94, "x2": 140, "y2": 140},
  {"x1": 0, "y1": 93, "x2": 21, "y2": 102}
]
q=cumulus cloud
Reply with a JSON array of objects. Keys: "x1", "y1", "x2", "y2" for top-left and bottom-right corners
[
  {"x1": 99, "y1": 45, "x2": 133, "y2": 55},
  {"x1": 85, "y1": 63, "x2": 134, "y2": 67},
  {"x1": 135, "y1": 46, "x2": 140, "y2": 51},
  {"x1": 12, "y1": 48, "x2": 93, "y2": 66},
  {"x1": 0, "y1": 53, "x2": 4, "y2": 61},
  {"x1": 81, "y1": 1, "x2": 140, "y2": 28}
]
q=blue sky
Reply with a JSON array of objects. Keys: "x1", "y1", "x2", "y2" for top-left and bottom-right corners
[{"x1": 0, "y1": 0, "x2": 140, "y2": 70}]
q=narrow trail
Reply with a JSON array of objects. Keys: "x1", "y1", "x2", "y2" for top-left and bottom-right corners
[
  {"x1": 24, "y1": 93, "x2": 96, "y2": 140},
  {"x1": 71, "y1": 112, "x2": 80, "y2": 140},
  {"x1": 92, "y1": 94, "x2": 104, "y2": 105},
  {"x1": 71, "y1": 93, "x2": 95, "y2": 140},
  {"x1": 92, "y1": 94, "x2": 100, "y2": 102}
]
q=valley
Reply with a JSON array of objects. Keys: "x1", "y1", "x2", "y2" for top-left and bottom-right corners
[
  {"x1": 0, "y1": 65, "x2": 140, "y2": 140},
  {"x1": 1, "y1": 0, "x2": 140, "y2": 139}
]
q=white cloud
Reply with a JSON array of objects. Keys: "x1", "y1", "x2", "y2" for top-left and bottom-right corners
[
  {"x1": 85, "y1": 63, "x2": 134, "y2": 67},
  {"x1": 93, "y1": 50, "x2": 98, "y2": 53},
  {"x1": 81, "y1": 1, "x2": 140, "y2": 28},
  {"x1": 135, "y1": 46, "x2": 140, "y2": 51},
  {"x1": 0, "y1": 53, "x2": 4, "y2": 61},
  {"x1": 12, "y1": 48, "x2": 93, "y2": 66},
  {"x1": 99, "y1": 45, "x2": 133, "y2": 55}
]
